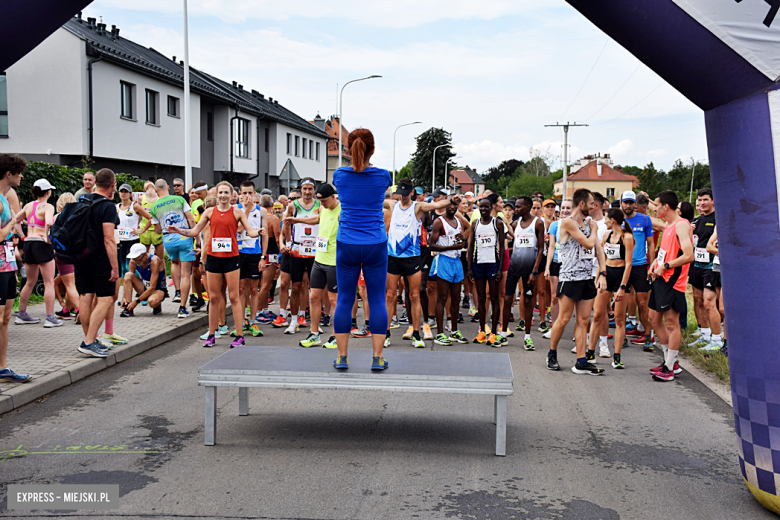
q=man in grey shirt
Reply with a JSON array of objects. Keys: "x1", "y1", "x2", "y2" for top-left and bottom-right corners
[{"x1": 74, "y1": 171, "x2": 95, "y2": 199}]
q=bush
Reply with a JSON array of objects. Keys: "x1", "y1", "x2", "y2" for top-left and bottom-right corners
[{"x1": 18, "y1": 162, "x2": 145, "y2": 205}]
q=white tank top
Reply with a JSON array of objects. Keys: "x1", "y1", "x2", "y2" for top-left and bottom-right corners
[
  {"x1": 238, "y1": 203, "x2": 263, "y2": 254},
  {"x1": 387, "y1": 201, "x2": 421, "y2": 258},
  {"x1": 435, "y1": 215, "x2": 463, "y2": 259},
  {"x1": 514, "y1": 216, "x2": 539, "y2": 251},
  {"x1": 117, "y1": 202, "x2": 140, "y2": 242},
  {"x1": 474, "y1": 218, "x2": 498, "y2": 264}
]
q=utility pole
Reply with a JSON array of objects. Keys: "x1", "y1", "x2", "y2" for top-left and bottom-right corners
[{"x1": 544, "y1": 122, "x2": 587, "y2": 200}]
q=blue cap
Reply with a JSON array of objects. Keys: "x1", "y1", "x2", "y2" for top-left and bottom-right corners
[{"x1": 414, "y1": 187, "x2": 424, "y2": 194}]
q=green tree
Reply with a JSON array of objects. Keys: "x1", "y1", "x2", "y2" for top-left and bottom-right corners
[
  {"x1": 505, "y1": 171, "x2": 555, "y2": 199},
  {"x1": 482, "y1": 159, "x2": 524, "y2": 193},
  {"x1": 667, "y1": 159, "x2": 710, "y2": 198},
  {"x1": 634, "y1": 162, "x2": 667, "y2": 199},
  {"x1": 395, "y1": 160, "x2": 414, "y2": 183},
  {"x1": 410, "y1": 127, "x2": 455, "y2": 191}
]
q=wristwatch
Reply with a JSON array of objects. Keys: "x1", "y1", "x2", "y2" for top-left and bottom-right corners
[
  {"x1": 620, "y1": 284, "x2": 628, "y2": 291},
  {"x1": 135, "y1": 298, "x2": 142, "y2": 304},
  {"x1": 260, "y1": 254, "x2": 267, "y2": 260},
  {"x1": 600, "y1": 270, "x2": 607, "y2": 278},
  {"x1": 664, "y1": 262, "x2": 671, "y2": 270}
]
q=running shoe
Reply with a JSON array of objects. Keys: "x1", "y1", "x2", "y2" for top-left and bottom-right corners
[
  {"x1": 515, "y1": 319, "x2": 525, "y2": 331},
  {"x1": 599, "y1": 345, "x2": 611, "y2": 358},
  {"x1": 200, "y1": 330, "x2": 221, "y2": 340},
  {"x1": 469, "y1": 305, "x2": 477, "y2": 317},
  {"x1": 626, "y1": 327, "x2": 643, "y2": 337},
  {"x1": 153, "y1": 306, "x2": 162, "y2": 315},
  {"x1": 55, "y1": 308, "x2": 73, "y2": 320},
  {"x1": 78, "y1": 341, "x2": 109, "y2": 358},
  {"x1": 609, "y1": 319, "x2": 616, "y2": 328},
  {"x1": 44, "y1": 315, "x2": 63, "y2": 328},
  {"x1": 546, "y1": 312, "x2": 552, "y2": 324},
  {"x1": 509, "y1": 313, "x2": 515, "y2": 322},
  {"x1": 384, "y1": 335, "x2": 391, "y2": 348},
  {"x1": 632, "y1": 334, "x2": 654, "y2": 345},
  {"x1": 699, "y1": 343, "x2": 721, "y2": 353},
  {"x1": 294, "y1": 316, "x2": 305, "y2": 328},
  {"x1": 462, "y1": 295, "x2": 470, "y2": 309},
  {"x1": 572, "y1": 361, "x2": 605, "y2": 375},
  {"x1": 652, "y1": 365, "x2": 675, "y2": 382},
  {"x1": 422, "y1": 323, "x2": 433, "y2": 340},
  {"x1": 571, "y1": 345, "x2": 577, "y2": 353},
  {"x1": 495, "y1": 335, "x2": 508, "y2": 347},
  {"x1": 689, "y1": 337, "x2": 710, "y2": 348},
  {"x1": 96, "y1": 336, "x2": 113, "y2": 350},
  {"x1": 534, "y1": 306, "x2": 540, "y2": 313},
  {"x1": 450, "y1": 330, "x2": 468, "y2": 344},
  {"x1": 690, "y1": 327, "x2": 702, "y2": 338},
  {"x1": 412, "y1": 337, "x2": 425, "y2": 348},
  {"x1": 434, "y1": 333, "x2": 452, "y2": 346},
  {"x1": 607, "y1": 333, "x2": 613, "y2": 340},
  {"x1": 471, "y1": 312, "x2": 480, "y2": 323},
  {"x1": 586, "y1": 350, "x2": 596, "y2": 362},
  {"x1": 257, "y1": 311, "x2": 276, "y2": 324},
  {"x1": 371, "y1": 356, "x2": 389, "y2": 370},
  {"x1": 172, "y1": 291, "x2": 181, "y2": 303},
  {"x1": 14, "y1": 312, "x2": 40, "y2": 325},
  {"x1": 486, "y1": 333, "x2": 498, "y2": 347},
  {"x1": 504, "y1": 327, "x2": 515, "y2": 338},
  {"x1": 177, "y1": 307, "x2": 189, "y2": 319},
  {"x1": 538, "y1": 321, "x2": 549, "y2": 333},
  {"x1": 246, "y1": 323, "x2": 264, "y2": 337},
  {"x1": 389, "y1": 317, "x2": 400, "y2": 329},
  {"x1": 352, "y1": 325, "x2": 371, "y2": 337},
  {"x1": 102, "y1": 333, "x2": 128, "y2": 345},
  {"x1": 320, "y1": 314, "x2": 331, "y2": 327},
  {"x1": 299, "y1": 333, "x2": 321, "y2": 347},
  {"x1": 625, "y1": 322, "x2": 637, "y2": 332},
  {"x1": 334, "y1": 355, "x2": 349, "y2": 369},
  {"x1": 189, "y1": 293, "x2": 199, "y2": 306},
  {"x1": 192, "y1": 299, "x2": 207, "y2": 313},
  {"x1": 284, "y1": 323, "x2": 298, "y2": 334},
  {"x1": 120, "y1": 308, "x2": 134, "y2": 318},
  {"x1": 402, "y1": 326, "x2": 414, "y2": 340},
  {"x1": 458, "y1": 313, "x2": 464, "y2": 324},
  {"x1": 218, "y1": 325, "x2": 229, "y2": 335},
  {"x1": 642, "y1": 339, "x2": 654, "y2": 352},
  {"x1": 203, "y1": 335, "x2": 216, "y2": 348},
  {"x1": 523, "y1": 337, "x2": 535, "y2": 351},
  {"x1": 230, "y1": 336, "x2": 245, "y2": 348},
  {"x1": 650, "y1": 361, "x2": 682, "y2": 375},
  {"x1": 547, "y1": 352, "x2": 560, "y2": 371},
  {"x1": 474, "y1": 331, "x2": 487, "y2": 344},
  {"x1": 323, "y1": 336, "x2": 338, "y2": 349},
  {"x1": 271, "y1": 315, "x2": 289, "y2": 328},
  {"x1": 611, "y1": 354, "x2": 624, "y2": 369},
  {"x1": 398, "y1": 312, "x2": 409, "y2": 324},
  {"x1": 542, "y1": 329, "x2": 551, "y2": 339},
  {"x1": 0, "y1": 367, "x2": 32, "y2": 383}
]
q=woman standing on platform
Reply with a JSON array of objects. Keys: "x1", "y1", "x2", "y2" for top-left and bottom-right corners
[{"x1": 332, "y1": 129, "x2": 392, "y2": 371}]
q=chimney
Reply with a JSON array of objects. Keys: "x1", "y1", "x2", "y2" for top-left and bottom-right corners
[
  {"x1": 238, "y1": 84, "x2": 243, "y2": 90},
  {"x1": 179, "y1": 60, "x2": 183, "y2": 65},
  {"x1": 110, "y1": 25, "x2": 120, "y2": 38},
  {"x1": 87, "y1": 17, "x2": 96, "y2": 28},
  {"x1": 313, "y1": 113, "x2": 326, "y2": 131},
  {"x1": 251, "y1": 89, "x2": 259, "y2": 97},
  {"x1": 274, "y1": 100, "x2": 278, "y2": 104},
  {"x1": 97, "y1": 23, "x2": 106, "y2": 35},
  {"x1": 597, "y1": 157, "x2": 602, "y2": 177},
  {"x1": 232, "y1": 81, "x2": 237, "y2": 88},
  {"x1": 172, "y1": 56, "x2": 176, "y2": 62},
  {"x1": 269, "y1": 97, "x2": 273, "y2": 103}
]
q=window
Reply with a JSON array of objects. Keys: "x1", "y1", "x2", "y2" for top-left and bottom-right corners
[
  {"x1": 235, "y1": 118, "x2": 249, "y2": 158},
  {"x1": 167, "y1": 95, "x2": 179, "y2": 117},
  {"x1": 316, "y1": 142, "x2": 320, "y2": 161},
  {"x1": 0, "y1": 73, "x2": 7, "y2": 137},
  {"x1": 207, "y1": 112, "x2": 213, "y2": 141},
  {"x1": 302, "y1": 138, "x2": 307, "y2": 158},
  {"x1": 309, "y1": 140, "x2": 313, "y2": 160},
  {"x1": 295, "y1": 136, "x2": 300, "y2": 156},
  {"x1": 120, "y1": 81, "x2": 134, "y2": 120},
  {"x1": 264, "y1": 128, "x2": 269, "y2": 152},
  {"x1": 286, "y1": 133, "x2": 292, "y2": 154},
  {"x1": 606, "y1": 187, "x2": 615, "y2": 199},
  {"x1": 145, "y1": 89, "x2": 158, "y2": 125}
]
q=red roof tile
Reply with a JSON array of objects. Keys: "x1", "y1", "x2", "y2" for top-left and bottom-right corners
[{"x1": 554, "y1": 160, "x2": 639, "y2": 186}]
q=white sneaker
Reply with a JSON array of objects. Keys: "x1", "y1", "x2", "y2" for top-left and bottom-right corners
[
  {"x1": 284, "y1": 323, "x2": 298, "y2": 335},
  {"x1": 690, "y1": 327, "x2": 702, "y2": 338},
  {"x1": 384, "y1": 335, "x2": 391, "y2": 347},
  {"x1": 599, "y1": 345, "x2": 611, "y2": 358},
  {"x1": 571, "y1": 345, "x2": 577, "y2": 353},
  {"x1": 200, "y1": 329, "x2": 221, "y2": 340},
  {"x1": 542, "y1": 329, "x2": 551, "y2": 339}
]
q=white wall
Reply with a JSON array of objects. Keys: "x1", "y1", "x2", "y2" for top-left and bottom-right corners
[
  {"x1": 92, "y1": 61, "x2": 200, "y2": 168},
  {"x1": 271, "y1": 122, "x2": 327, "y2": 182},
  {"x1": 0, "y1": 29, "x2": 88, "y2": 156}
]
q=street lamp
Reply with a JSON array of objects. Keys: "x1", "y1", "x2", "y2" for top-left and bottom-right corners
[
  {"x1": 432, "y1": 144, "x2": 449, "y2": 191},
  {"x1": 393, "y1": 121, "x2": 422, "y2": 184},
  {"x1": 445, "y1": 156, "x2": 462, "y2": 189},
  {"x1": 182, "y1": 0, "x2": 191, "y2": 190},
  {"x1": 338, "y1": 75, "x2": 382, "y2": 169}
]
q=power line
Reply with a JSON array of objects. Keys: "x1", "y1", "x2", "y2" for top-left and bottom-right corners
[
  {"x1": 584, "y1": 64, "x2": 640, "y2": 121},
  {"x1": 595, "y1": 83, "x2": 663, "y2": 126},
  {"x1": 558, "y1": 39, "x2": 609, "y2": 121}
]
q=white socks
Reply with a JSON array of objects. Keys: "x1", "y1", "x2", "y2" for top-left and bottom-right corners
[
  {"x1": 629, "y1": 315, "x2": 637, "y2": 326},
  {"x1": 661, "y1": 343, "x2": 669, "y2": 356},
  {"x1": 665, "y1": 349, "x2": 678, "y2": 370},
  {"x1": 712, "y1": 334, "x2": 723, "y2": 345},
  {"x1": 524, "y1": 333, "x2": 531, "y2": 340},
  {"x1": 701, "y1": 327, "x2": 711, "y2": 341},
  {"x1": 599, "y1": 335, "x2": 608, "y2": 346},
  {"x1": 637, "y1": 321, "x2": 645, "y2": 332}
]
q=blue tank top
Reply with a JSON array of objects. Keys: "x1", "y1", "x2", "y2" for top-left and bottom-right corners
[
  {"x1": 135, "y1": 254, "x2": 167, "y2": 290},
  {"x1": 332, "y1": 166, "x2": 391, "y2": 245},
  {"x1": 0, "y1": 193, "x2": 13, "y2": 242}
]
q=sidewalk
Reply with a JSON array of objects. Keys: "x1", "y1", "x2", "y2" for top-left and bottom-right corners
[{"x1": 0, "y1": 295, "x2": 231, "y2": 415}]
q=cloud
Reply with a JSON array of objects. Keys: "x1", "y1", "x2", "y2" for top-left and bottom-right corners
[{"x1": 608, "y1": 139, "x2": 634, "y2": 157}]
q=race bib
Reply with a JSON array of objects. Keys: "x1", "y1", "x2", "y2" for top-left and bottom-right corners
[
  {"x1": 694, "y1": 247, "x2": 708, "y2": 263},
  {"x1": 580, "y1": 245, "x2": 594, "y2": 260},
  {"x1": 477, "y1": 233, "x2": 495, "y2": 247},
  {"x1": 238, "y1": 231, "x2": 250, "y2": 242},
  {"x1": 316, "y1": 236, "x2": 329, "y2": 252},
  {"x1": 300, "y1": 239, "x2": 315, "y2": 257},
  {"x1": 657, "y1": 248, "x2": 667, "y2": 265},
  {"x1": 212, "y1": 237, "x2": 232, "y2": 253},
  {"x1": 117, "y1": 227, "x2": 134, "y2": 240},
  {"x1": 4, "y1": 243, "x2": 15, "y2": 263},
  {"x1": 515, "y1": 235, "x2": 532, "y2": 248},
  {"x1": 604, "y1": 243, "x2": 621, "y2": 260},
  {"x1": 268, "y1": 254, "x2": 279, "y2": 264},
  {"x1": 143, "y1": 279, "x2": 151, "y2": 289},
  {"x1": 713, "y1": 254, "x2": 720, "y2": 265}
]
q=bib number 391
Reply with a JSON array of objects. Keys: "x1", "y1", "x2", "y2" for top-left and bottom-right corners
[{"x1": 212, "y1": 238, "x2": 232, "y2": 252}]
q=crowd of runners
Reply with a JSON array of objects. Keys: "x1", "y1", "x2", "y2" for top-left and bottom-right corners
[{"x1": 0, "y1": 141, "x2": 724, "y2": 385}]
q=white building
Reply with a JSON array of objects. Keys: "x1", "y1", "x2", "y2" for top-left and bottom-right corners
[{"x1": 0, "y1": 15, "x2": 329, "y2": 194}]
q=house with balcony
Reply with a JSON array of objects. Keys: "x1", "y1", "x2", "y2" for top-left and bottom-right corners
[{"x1": 0, "y1": 14, "x2": 328, "y2": 194}]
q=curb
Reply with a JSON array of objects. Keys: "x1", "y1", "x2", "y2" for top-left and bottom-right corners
[{"x1": 1, "y1": 305, "x2": 233, "y2": 415}]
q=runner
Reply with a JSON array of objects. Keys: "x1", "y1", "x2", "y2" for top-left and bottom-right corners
[
  {"x1": 538, "y1": 198, "x2": 557, "y2": 333},
  {"x1": 419, "y1": 188, "x2": 448, "y2": 341},
  {"x1": 703, "y1": 226, "x2": 725, "y2": 353},
  {"x1": 648, "y1": 190, "x2": 694, "y2": 381},
  {"x1": 295, "y1": 183, "x2": 340, "y2": 349},
  {"x1": 53, "y1": 193, "x2": 79, "y2": 320},
  {"x1": 119, "y1": 243, "x2": 167, "y2": 316},
  {"x1": 502, "y1": 197, "x2": 545, "y2": 350},
  {"x1": 468, "y1": 197, "x2": 506, "y2": 345},
  {"x1": 544, "y1": 199, "x2": 572, "y2": 339},
  {"x1": 116, "y1": 183, "x2": 152, "y2": 278},
  {"x1": 168, "y1": 181, "x2": 261, "y2": 348},
  {"x1": 587, "y1": 208, "x2": 634, "y2": 367},
  {"x1": 547, "y1": 188, "x2": 606, "y2": 375},
  {"x1": 257, "y1": 195, "x2": 280, "y2": 324},
  {"x1": 139, "y1": 181, "x2": 163, "y2": 259},
  {"x1": 384, "y1": 179, "x2": 456, "y2": 348},
  {"x1": 281, "y1": 178, "x2": 320, "y2": 334},
  {"x1": 14, "y1": 179, "x2": 60, "y2": 327},
  {"x1": 189, "y1": 181, "x2": 208, "y2": 311},
  {"x1": 429, "y1": 197, "x2": 469, "y2": 346},
  {"x1": 235, "y1": 181, "x2": 268, "y2": 338},
  {"x1": 331, "y1": 128, "x2": 391, "y2": 370},
  {"x1": 148, "y1": 179, "x2": 195, "y2": 318},
  {"x1": 586, "y1": 191, "x2": 609, "y2": 356},
  {"x1": 687, "y1": 189, "x2": 719, "y2": 349}
]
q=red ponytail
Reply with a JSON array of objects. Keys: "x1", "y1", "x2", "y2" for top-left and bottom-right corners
[{"x1": 348, "y1": 128, "x2": 374, "y2": 172}]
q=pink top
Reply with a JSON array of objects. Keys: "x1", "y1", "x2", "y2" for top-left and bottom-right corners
[{"x1": 28, "y1": 201, "x2": 46, "y2": 229}]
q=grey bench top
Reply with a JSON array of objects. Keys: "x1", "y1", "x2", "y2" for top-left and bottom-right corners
[{"x1": 198, "y1": 346, "x2": 514, "y2": 395}]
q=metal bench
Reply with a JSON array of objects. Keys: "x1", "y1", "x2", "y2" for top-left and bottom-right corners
[{"x1": 198, "y1": 346, "x2": 514, "y2": 456}]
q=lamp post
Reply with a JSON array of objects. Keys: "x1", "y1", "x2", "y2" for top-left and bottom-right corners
[
  {"x1": 393, "y1": 121, "x2": 421, "y2": 184},
  {"x1": 432, "y1": 144, "x2": 449, "y2": 191},
  {"x1": 338, "y1": 75, "x2": 382, "y2": 169},
  {"x1": 445, "y1": 156, "x2": 462, "y2": 190},
  {"x1": 182, "y1": 0, "x2": 191, "y2": 190}
]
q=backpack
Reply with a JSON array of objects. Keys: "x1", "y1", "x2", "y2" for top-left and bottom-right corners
[{"x1": 50, "y1": 194, "x2": 112, "y2": 264}]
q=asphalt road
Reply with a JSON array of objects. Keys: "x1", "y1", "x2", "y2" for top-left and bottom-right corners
[{"x1": 0, "y1": 304, "x2": 771, "y2": 519}]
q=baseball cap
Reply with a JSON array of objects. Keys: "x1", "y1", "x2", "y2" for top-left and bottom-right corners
[
  {"x1": 260, "y1": 188, "x2": 273, "y2": 196},
  {"x1": 621, "y1": 190, "x2": 636, "y2": 202},
  {"x1": 316, "y1": 183, "x2": 336, "y2": 199},
  {"x1": 126, "y1": 243, "x2": 148, "y2": 260},
  {"x1": 395, "y1": 183, "x2": 414, "y2": 197},
  {"x1": 464, "y1": 191, "x2": 475, "y2": 199},
  {"x1": 432, "y1": 188, "x2": 449, "y2": 198},
  {"x1": 33, "y1": 179, "x2": 56, "y2": 191},
  {"x1": 118, "y1": 183, "x2": 133, "y2": 193},
  {"x1": 503, "y1": 201, "x2": 515, "y2": 209},
  {"x1": 543, "y1": 199, "x2": 556, "y2": 207},
  {"x1": 414, "y1": 187, "x2": 424, "y2": 195}
]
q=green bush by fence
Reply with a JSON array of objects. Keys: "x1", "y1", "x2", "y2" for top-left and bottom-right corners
[{"x1": 18, "y1": 162, "x2": 146, "y2": 205}]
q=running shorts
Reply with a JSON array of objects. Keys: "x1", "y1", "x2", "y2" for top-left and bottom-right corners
[
  {"x1": 75, "y1": 269, "x2": 115, "y2": 298},
  {"x1": 22, "y1": 239, "x2": 55, "y2": 264},
  {"x1": 311, "y1": 261, "x2": 337, "y2": 293},
  {"x1": 430, "y1": 254, "x2": 463, "y2": 284},
  {"x1": 280, "y1": 253, "x2": 290, "y2": 274},
  {"x1": 205, "y1": 254, "x2": 240, "y2": 274},
  {"x1": 605, "y1": 265, "x2": 626, "y2": 293},
  {"x1": 388, "y1": 255, "x2": 421, "y2": 277},
  {"x1": 627, "y1": 264, "x2": 651, "y2": 293},
  {"x1": 0, "y1": 271, "x2": 17, "y2": 305},
  {"x1": 472, "y1": 261, "x2": 500, "y2": 280},
  {"x1": 290, "y1": 256, "x2": 315, "y2": 283},
  {"x1": 548, "y1": 262, "x2": 560, "y2": 277},
  {"x1": 557, "y1": 279, "x2": 597, "y2": 301},
  {"x1": 649, "y1": 278, "x2": 686, "y2": 314},
  {"x1": 163, "y1": 234, "x2": 195, "y2": 262},
  {"x1": 139, "y1": 227, "x2": 163, "y2": 247},
  {"x1": 239, "y1": 253, "x2": 263, "y2": 280},
  {"x1": 506, "y1": 271, "x2": 534, "y2": 298},
  {"x1": 704, "y1": 269, "x2": 721, "y2": 290},
  {"x1": 419, "y1": 246, "x2": 432, "y2": 272}
]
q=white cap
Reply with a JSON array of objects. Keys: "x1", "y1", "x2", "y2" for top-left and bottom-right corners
[
  {"x1": 555, "y1": 205, "x2": 560, "y2": 211},
  {"x1": 621, "y1": 190, "x2": 636, "y2": 202},
  {"x1": 464, "y1": 191, "x2": 475, "y2": 198},
  {"x1": 126, "y1": 243, "x2": 148, "y2": 260},
  {"x1": 33, "y1": 179, "x2": 56, "y2": 191}
]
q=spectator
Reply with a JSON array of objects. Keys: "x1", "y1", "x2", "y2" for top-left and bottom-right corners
[
  {"x1": 74, "y1": 171, "x2": 95, "y2": 199},
  {"x1": 172, "y1": 178, "x2": 185, "y2": 197}
]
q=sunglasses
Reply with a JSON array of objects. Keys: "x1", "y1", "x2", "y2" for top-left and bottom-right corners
[{"x1": 173, "y1": 184, "x2": 184, "y2": 188}]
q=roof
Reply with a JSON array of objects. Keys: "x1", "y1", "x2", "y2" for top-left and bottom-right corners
[
  {"x1": 308, "y1": 116, "x2": 351, "y2": 159},
  {"x1": 62, "y1": 16, "x2": 328, "y2": 139},
  {"x1": 554, "y1": 160, "x2": 639, "y2": 186},
  {"x1": 449, "y1": 167, "x2": 484, "y2": 186}
]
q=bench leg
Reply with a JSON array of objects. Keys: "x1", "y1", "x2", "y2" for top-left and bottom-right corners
[
  {"x1": 494, "y1": 394, "x2": 498, "y2": 424},
  {"x1": 495, "y1": 395, "x2": 506, "y2": 457},
  {"x1": 238, "y1": 387, "x2": 248, "y2": 416},
  {"x1": 205, "y1": 386, "x2": 217, "y2": 446}
]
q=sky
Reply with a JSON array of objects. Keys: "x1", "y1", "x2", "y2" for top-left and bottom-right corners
[{"x1": 81, "y1": 0, "x2": 709, "y2": 175}]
